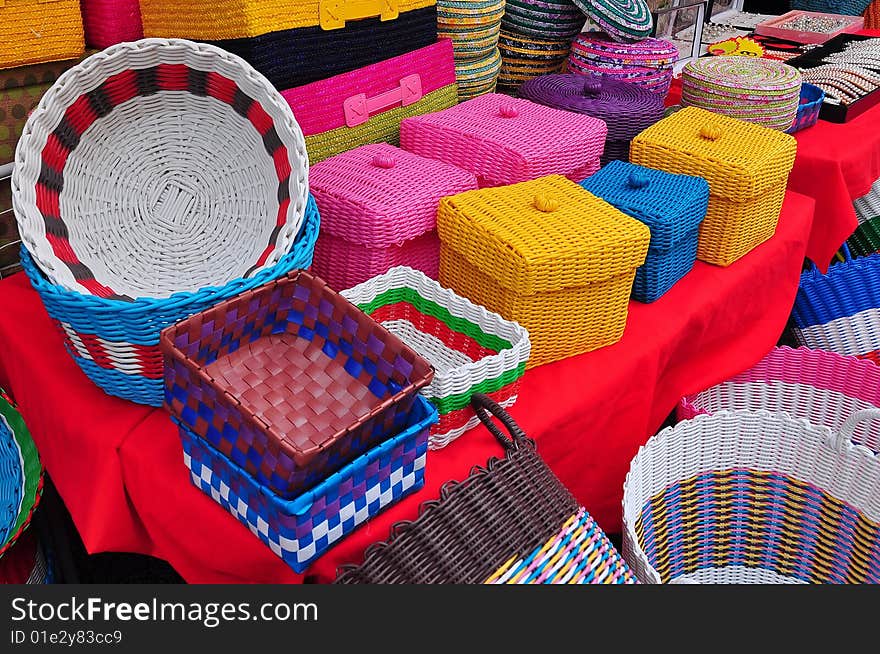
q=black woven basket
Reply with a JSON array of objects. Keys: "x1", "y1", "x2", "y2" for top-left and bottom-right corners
[
  {"x1": 335, "y1": 394, "x2": 582, "y2": 584},
  {"x1": 210, "y1": 7, "x2": 438, "y2": 90}
]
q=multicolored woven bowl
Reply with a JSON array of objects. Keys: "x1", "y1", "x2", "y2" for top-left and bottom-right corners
[
  {"x1": 502, "y1": 0, "x2": 588, "y2": 39},
  {"x1": 575, "y1": 0, "x2": 653, "y2": 42},
  {"x1": 569, "y1": 33, "x2": 677, "y2": 96}
]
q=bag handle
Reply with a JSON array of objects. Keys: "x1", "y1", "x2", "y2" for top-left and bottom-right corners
[
  {"x1": 343, "y1": 74, "x2": 422, "y2": 127},
  {"x1": 833, "y1": 408, "x2": 880, "y2": 453},
  {"x1": 320, "y1": 0, "x2": 399, "y2": 30},
  {"x1": 471, "y1": 393, "x2": 529, "y2": 451}
]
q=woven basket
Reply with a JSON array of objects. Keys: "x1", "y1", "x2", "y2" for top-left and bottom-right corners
[
  {"x1": 20, "y1": 198, "x2": 320, "y2": 407},
  {"x1": 437, "y1": 176, "x2": 650, "y2": 367},
  {"x1": 342, "y1": 267, "x2": 531, "y2": 450},
  {"x1": 310, "y1": 144, "x2": 477, "y2": 290},
  {"x1": 624, "y1": 409, "x2": 880, "y2": 583},
  {"x1": 208, "y1": 6, "x2": 439, "y2": 91},
  {"x1": 854, "y1": 177, "x2": 880, "y2": 225},
  {"x1": 786, "y1": 83, "x2": 825, "y2": 134},
  {"x1": 679, "y1": 346, "x2": 880, "y2": 453},
  {"x1": 81, "y1": 0, "x2": 143, "y2": 49},
  {"x1": 178, "y1": 395, "x2": 437, "y2": 574},
  {"x1": 847, "y1": 215, "x2": 880, "y2": 257},
  {"x1": 162, "y1": 269, "x2": 435, "y2": 498},
  {"x1": 401, "y1": 93, "x2": 606, "y2": 188},
  {"x1": 569, "y1": 33, "x2": 677, "y2": 96},
  {"x1": 502, "y1": 0, "x2": 587, "y2": 39},
  {"x1": 497, "y1": 29, "x2": 571, "y2": 91},
  {"x1": 866, "y1": 0, "x2": 880, "y2": 28},
  {"x1": 282, "y1": 40, "x2": 458, "y2": 166},
  {"x1": 575, "y1": 0, "x2": 653, "y2": 43},
  {"x1": 793, "y1": 0, "x2": 873, "y2": 18},
  {"x1": 630, "y1": 106, "x2": 797, "y2": 267},
  {"x1": 0, "y1": 391, "x2": 43, "y2": 560},
  {"x1": 13, "y1": 39, "x2": 310, "y2": 301},
  {"x1": 439, "y1": 0, "x2": 505, "y2": 62},
  {"x1": 0, "y1": 0, "x2": 84, "y2": 69},
  {"x1": 580, "y1": 161, "x2": 709, "y2": 303},
  {"x1": 141, "y1": 0, "x2": 435, "y2": 39},
  {"x1": 681, "y1": 56, "x2": 802, "y2": 132},
  {"x1": 336, "y1": 394, "x2": 637, "y2": 583},
  {"x1": 790, "y1": 247, "x2": 880, "y2": 364},
  {"x1": 518, "y1": 74, "x2": 665, "y2": 166}
]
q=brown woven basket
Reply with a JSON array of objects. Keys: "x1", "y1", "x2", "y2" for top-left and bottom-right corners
[{"x1": 335, "y1": 394, "x2": 581, "y2": 583}]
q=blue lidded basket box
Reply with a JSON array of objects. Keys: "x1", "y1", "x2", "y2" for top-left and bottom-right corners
[{"x1": 580, "y1": 161, "x2": 709, "y2": 303}]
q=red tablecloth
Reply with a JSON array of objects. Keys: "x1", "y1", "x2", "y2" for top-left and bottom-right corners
[
  {"x1": 0, "y1": 191, "x2": 814, "y2": 583},
  {"x1": 666, "y1": 32, "x2": 880, "y2": 271}
]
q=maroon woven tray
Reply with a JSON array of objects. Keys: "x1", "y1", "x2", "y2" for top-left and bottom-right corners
[{"x1": 160, "y1": 269, "x2": 434, "y2": 498}]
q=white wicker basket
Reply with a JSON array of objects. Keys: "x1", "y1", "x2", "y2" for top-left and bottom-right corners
[
  {"x1": 623, "y1": 409, "x2": 880, "y2": 584},
  {"x1": 13, "y1": 38, "x2": 309, "y2": 301},
  {"x1": 342, "y1": 266, "x2": 531, "y2": 450}
]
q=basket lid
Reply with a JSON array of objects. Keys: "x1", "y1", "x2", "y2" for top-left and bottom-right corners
[
  {"x1": 574, "y1": 0, "x2": 653, "y2": 42},
  {"x1": 310, "y1": 144, "x2": 478, "y2": 246},
  {"x1": 437, "y1": 175, "x2": 650, "y2": 294},
  {"x1": 579, "y1": 161, "x2": 709, "y2": 252},
  {"x1": 630, "y1": 106, "x2": 797, "y2": 201},
  {"x1": 400, "y1": 94, "x2": 607, "y2": 187},
  {"x1": 519, "y1": 73, "x2": 665, "y2": 140}
]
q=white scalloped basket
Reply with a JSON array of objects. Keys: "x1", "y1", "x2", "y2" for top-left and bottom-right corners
[
  {"x1": 12, "y1": 38, "x2": 310, "y2": 301},
  {"x1": 623, "y1": 409, "x2": 880, "y2": 584}
]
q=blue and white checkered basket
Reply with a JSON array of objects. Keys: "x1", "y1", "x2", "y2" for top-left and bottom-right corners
[{"x1": 175, "y1": 395, "x2": 437, "y2": 573}]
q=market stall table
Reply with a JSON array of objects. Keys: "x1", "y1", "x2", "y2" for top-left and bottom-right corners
[
  {"x1": 0, "y1": 191, "x2": 814, "y2": 583},
  {"x1": 666, "y1": 30, "x2": 880, "y2": 271}
]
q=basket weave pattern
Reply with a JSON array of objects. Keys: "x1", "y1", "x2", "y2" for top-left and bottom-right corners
[
  {"x1": 342, "y1": 266, "x2": 531, "y2": 449},
  {"x1": 81, "y1": 0, "x2": 143, "y2": 49},
  {"x1": 178, "y1": 395, "x2": 436, "y2": 573},
  {"x1": 401, "y1": 93, "x2": 607, "y2": 188},
  {"x1": 0, "y1": 0, "x2": 85, "y2": 69},
  {"x1": 161, "y1": 269, "x2": 434, "y2": 498},
  {"x1": 630, "y1": 107, "x2": 796, "y2": 267},
  {"x1": 437, "y1": 176, "x2": 650, "y2": 367}
]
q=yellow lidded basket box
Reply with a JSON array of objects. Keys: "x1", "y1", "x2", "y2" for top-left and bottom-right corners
[
  {"x1": 140, "y1": 0, "x2": 436, "y2": 40},
  {"x1": 437, "y1": 175, "x2": 651, "y2": 368},
  {"x1": 0, "y1": 0, "x2": 84, "y2": 69},
  {"x1": 630, "y1": 106, "x2": 797, "y2": 267}
]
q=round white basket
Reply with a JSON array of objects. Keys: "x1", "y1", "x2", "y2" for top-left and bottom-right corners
[{"x1": 12, "y1": 38, "x2": 309, "y2": 300}]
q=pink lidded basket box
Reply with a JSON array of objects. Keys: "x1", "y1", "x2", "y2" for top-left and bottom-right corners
[
  {"x1": 282, "y1": 39, "x2": 458, "y2": 165},
  {"x1": 80, "y1": 0, "x2": 144, "y2": 49},
  {"x1": 400, "y1": 93, "x2": 608, "y2": 188},
  {"x1": 310, "y1": 143, "x2": 478, "y2": 290},
  {"x1": 755, "y1": 11, "x2": 864, "y2": 45}
]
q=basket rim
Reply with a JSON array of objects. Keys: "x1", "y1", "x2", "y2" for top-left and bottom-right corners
[{"x1": 12, "y1": 38, "x2": 310, "y2": 302}]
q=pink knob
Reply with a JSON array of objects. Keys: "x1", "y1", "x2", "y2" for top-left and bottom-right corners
[
  {"x1": 499, "y1": 104, "x2": 519, "y2": 118},
  {"x1": 372, "y1": 154, "x2": 396, "y2": 169}
]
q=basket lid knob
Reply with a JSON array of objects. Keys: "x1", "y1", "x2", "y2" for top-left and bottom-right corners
[
  {"x1": 699, "y1": 125, "x2": 723, "y2": 141},
  {"x1": 533, "y1": 193, "x2": 559, "y2": 213},
  {"x1": 627, "y1": 171, "x2": 650, "y2": 189},
  {"x1": 582, "y1": 77, "x2": 602, "y2": 96},
  {"x1": 372, "y1": 154, "x2": 396, "y2": 169},
  {"x1": 499, "y1": 104, "x2": 519, "y2": 118}
]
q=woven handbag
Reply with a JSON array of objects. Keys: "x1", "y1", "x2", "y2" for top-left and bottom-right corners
[
  {"x1": 680, "y1": 346, "x2": 880, "y2": 453},
  {"x1": 205, "y1": 7, "x2": 439, "y2": 91},
  {"x1": 0, "y1": 0, "x2": 84, "y2": 69},
  {"x1": 20, "y1": 199, "x2": 320, "y2": 407},
  {"x1": 13, "y1": 39, "x2": 311, "y2": 301},
  {"x1": 309, "y1": 144, "x2": 477, "y2": 289},
  {"x1": 0, "y1": 391, "x2": 43, "y2": 560},
  {"x1": 282, "y1": 40, "x2": 458, "y2": 166},
  {"x1": 336, "y1": 394, "x2": 637, "y2": 584},
  {"x1": 342, "y1": 266, "x2": 531, "y2": 450},
  {"x1": 624, "y1": 409, "x2": 880, "y2": 583},
  {"x1": 178, "y1": 395, "x2": 437, "y2": 574},
  {"x1": 161, "y1": 269, "x2": 435, "y2": 498},
  {"x1": 80, "y1": 0, "x2": 143, "y2": 49},
  {"x1": 790, "y1": 246, "x2": 880, "y2": 364}
]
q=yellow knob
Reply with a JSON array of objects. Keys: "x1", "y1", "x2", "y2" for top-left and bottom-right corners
[
  {"x1": 699, "y1": 125, "x2": 723, "y2": 141},
  {"x1": 534, "y1": 194, "x2": 559, "y2": 213}
]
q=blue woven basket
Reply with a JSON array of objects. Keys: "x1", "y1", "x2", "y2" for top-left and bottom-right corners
[
  {"x1": 580, "y1": 161, "x2": 709, "y2": 303},
  {"x1": 791, "y1": 0, "x2": 872, "y2": 17},
  {"x1": 791, "y1": 245, "x2": 880, "y2": 364},
  {"x1": 21, "y1": 195, "x2": 321, "y2": 407},
  {"x1": 176, "y1": 395, "x2": 437, "y2": 574},
  {"x1": 787, "y1": 84, "x2": 825, "y2": 134}
]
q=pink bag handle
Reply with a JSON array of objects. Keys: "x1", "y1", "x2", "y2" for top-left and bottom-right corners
[{"x1": 343, "y1": 74, "x2": 423, "y2": 128}]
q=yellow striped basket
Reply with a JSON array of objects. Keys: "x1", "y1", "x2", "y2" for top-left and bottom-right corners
[
  {"x1": 631, "y1": 106, "x2": 797, "y2": 267},
  {"x1": 140, "y1": 0, "x2": 436, "y2": 40},
  {"x1": 437, "y1": 176, "x2": 650, "y2": 368},
  {"x1": 0, "y1": 0, "x2": 84, "y2": 69}
]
